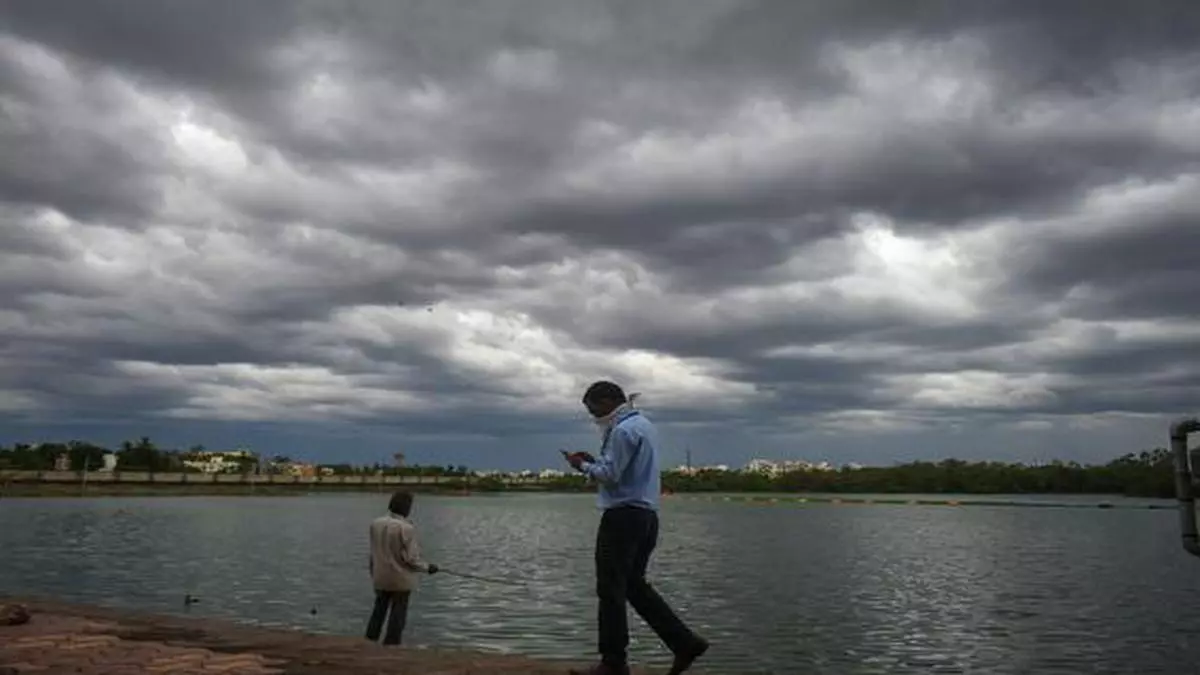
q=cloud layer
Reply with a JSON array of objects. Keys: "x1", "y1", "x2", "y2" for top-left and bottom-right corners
[{"x1": 2, "y1": 1, "x2": 1198, "y2": 468}]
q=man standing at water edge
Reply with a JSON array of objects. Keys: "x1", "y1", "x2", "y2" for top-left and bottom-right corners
[
  {"x1": 564, "y1": 381, "x2": 709, "y2": 675},
  {"x1": 365, "y1": 491, "x2": 439, "y2": 646}
]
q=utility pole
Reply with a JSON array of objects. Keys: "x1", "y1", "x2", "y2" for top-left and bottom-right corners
[{"x1": 685, "y1": 446, "x2": 692, "y2": 472}]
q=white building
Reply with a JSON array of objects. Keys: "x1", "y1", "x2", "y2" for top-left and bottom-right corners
[
  {"x1": 745, "y1": 459, "x2": 835, "y2": 476},
  {"x1": 100, "y1": 453, "x2": 118, "y2": 472},
  {"x1": 182, "y1": 450, "x2": 256, "y2": 474},
  {"x1": 746, "y1": 458, "x2": 779, "y2": 474}
]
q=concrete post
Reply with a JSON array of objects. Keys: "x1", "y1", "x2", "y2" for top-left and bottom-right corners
[{"x1": 1170, "y1": 418, "x2": 1200, "y2": 556}]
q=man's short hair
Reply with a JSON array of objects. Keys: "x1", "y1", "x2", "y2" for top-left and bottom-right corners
[
  {"x1": 388, "y1": 490, "x2": 413, "y2": 517},
  {"x1": 583, "y1": 380, "x2": 627, "y2": 405}
]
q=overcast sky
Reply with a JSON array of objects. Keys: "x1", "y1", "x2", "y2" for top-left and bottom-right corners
[{"x1": 1, "y1": 1, "x2": 1198, "y2": 470}]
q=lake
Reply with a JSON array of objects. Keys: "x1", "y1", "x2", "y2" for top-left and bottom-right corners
[{"x1": 1, "y1": 493, "x2": 1198, "y2": 674}]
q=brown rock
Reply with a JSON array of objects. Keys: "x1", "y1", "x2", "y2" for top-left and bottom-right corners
[{"x1": 0, "y1": 603, "x2": 31, "y2": 626}]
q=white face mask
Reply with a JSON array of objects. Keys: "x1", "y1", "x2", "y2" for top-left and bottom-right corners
[
  {"x1": 589, "y1": 393, "x2": 642, "y2": 433},
  {"x1": 590, "y1": 407, "x2": 619, "y2": 436}
]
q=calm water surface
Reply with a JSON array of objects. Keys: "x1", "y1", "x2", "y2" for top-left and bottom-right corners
[{"x1": 1, "y1": 493, "x2": 1197, "y2": 674}]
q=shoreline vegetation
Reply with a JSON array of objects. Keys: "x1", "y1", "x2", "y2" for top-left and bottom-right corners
[
  {"x1": 0, "y1": 481, "x2": 491, "y2": 498},
  {"x1": 0, "y1": 437, "x2": 1180, "y2": 499}
]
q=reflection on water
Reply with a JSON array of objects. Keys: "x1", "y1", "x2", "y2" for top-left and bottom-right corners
[{"x1": 1, "y1": 493, "x2": 1197, "y2": 674}]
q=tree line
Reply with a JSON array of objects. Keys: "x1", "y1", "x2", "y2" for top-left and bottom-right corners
[
  {"x1": 658, "y1": 448, "x2": 1177, "y2": 498},
  {"x1": 539, "y1": 448, "x2": 1179, "y2": 499},
  {"x1": 0, "y1": 438, "x2": 471, "y2": 477},
  {"x1": 0, "y1": 439, "x2": 1179, "y2": 498}
]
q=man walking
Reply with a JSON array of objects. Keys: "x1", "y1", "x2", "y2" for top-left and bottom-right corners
[
  {"x1": 564, "y1": 381, "x2": 709, "y2": 675},
  {"x1": 365, "y1": 490, "x2": 438, "y2": 646}
]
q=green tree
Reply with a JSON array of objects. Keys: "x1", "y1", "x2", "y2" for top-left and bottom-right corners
[
  {"x1": 67, "y1": 441, "x2": 109, "y2": 471},
  {"x1": 116, "y1": 437, "x2": 171, "y2": 472}
]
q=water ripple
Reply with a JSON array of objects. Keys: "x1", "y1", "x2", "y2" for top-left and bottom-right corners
[{"x1": 0, "y1": 493, "x2": 1196, "y2": 674}]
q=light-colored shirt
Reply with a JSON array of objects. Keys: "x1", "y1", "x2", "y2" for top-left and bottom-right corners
[
  {"x1": 368, "y1": 512, "x2": 429, "y2": 591},
  {"x1": 579, "y1": 409, "x2": 661, "y2": 512}
]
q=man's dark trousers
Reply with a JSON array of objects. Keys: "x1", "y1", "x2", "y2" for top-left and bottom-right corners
[
  {"x1": 365, "y1": 590, "x2": 411, "y2": 645},
  {"x1": 595, "y1": 504, "x2": 698, "y2": 667}
]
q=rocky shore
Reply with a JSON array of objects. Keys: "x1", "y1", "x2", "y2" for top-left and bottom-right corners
[{"x1": 0, "y1": 597, "x2": 636, "y2": 674}]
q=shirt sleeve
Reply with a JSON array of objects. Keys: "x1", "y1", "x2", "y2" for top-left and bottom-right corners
[
  {"x1": 395, "y1": 526, "x2": 430, "y2": 573},
  {"x1": 581, "y1": 426, "x2": 638, "y2": 485}
]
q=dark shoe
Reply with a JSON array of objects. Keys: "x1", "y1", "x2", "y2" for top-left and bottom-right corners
[
  {"x1": 569, "y1": 663, "x2": 631, "y2": 675},
  {"x1": 667, "y1": 638, "x2": 709, "y2": 675}
]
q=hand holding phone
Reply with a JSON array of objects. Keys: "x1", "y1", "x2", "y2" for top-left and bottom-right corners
[{"x1": 560, "y1": 449, "x2": 594, "y2": 470}]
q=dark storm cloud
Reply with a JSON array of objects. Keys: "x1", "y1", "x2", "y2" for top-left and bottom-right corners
[
  {"x1": 502, "y1": 121, "x2": 1198, "y2": 271},
  {"x1": 0, "y1": 0, "x2": 299, "y2": 96},
  {"x1": 9, "y1": 0, "x2": 1188, "y2": 250},
  {"x1": 1064, "y1": 276, "x2": 1200, "y2": 322},
  {"x1": 292, "y1": 0, "x2": 1200, "y2": 98},
  {"x1": 0, "y1": 207, "x2": 75, "y2": 259},
  {"x1": 0, "y1": 341, "x2": 194, "y2": 419},
  {"x1": 728, "y1": 358, "x2": 884, "y2": 413},
  {"x1": 1011, "y1": 210, "x2": 1200, "y2": 321},
  {"x1": 577, "y1": 303, "x2": 897, "y2": 358},
  {"x1": 699, "y1": 0, "x2": 1200, "y2": 95},
  {"x1": 573, "y1": 289, "x2": 1045, "y2": 364},
  {"x1": 1030, "y1": 323, "x2": 1200, "y2": 378},
  {"x1": 0, "y1": 47, "x2": 169, "y2": 221},
  {"x1": 215, "y1": 262, "x2": 497, "y2": 324},
  {"x1": 1, "y1": 0, "x2": 1198, "y2": 465}
]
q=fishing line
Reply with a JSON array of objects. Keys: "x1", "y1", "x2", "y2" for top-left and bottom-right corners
[
  {"x1": 182, "y1": 568, "x2": 530, "y2": 620},
  {"x1": 438, "y1": 568, "x2": 528, "y2": 588}
]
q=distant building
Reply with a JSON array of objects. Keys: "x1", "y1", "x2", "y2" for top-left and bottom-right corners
[
  {"x1": 270, "y1": 461, "x2": 335, "y2": 478},
  {"x1": 100, "y1": 453, "x2": 118, "y2": 472},
  {"x1": 54, "y1": 453, "x2": 71, "y2": 472},
  {"x1": 669, "y1": 464, "x2": 731, "y2": 475},
  {"x1": 745, "y1": 459, "x2": 834, "y2": 476},
  {"x1": 746, "y1": 458, "x2": 778, "y2": 474},
  {"x1": 182, "y1": 449, "x2": 257, "y2": 474},
  {"x1": 277, "y1": 462, "x2": 314, "y2": 477}
]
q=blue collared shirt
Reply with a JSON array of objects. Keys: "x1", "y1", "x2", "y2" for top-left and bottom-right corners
[{"x1": 579, "y1": 409, "x2": 661, "y2": 512}]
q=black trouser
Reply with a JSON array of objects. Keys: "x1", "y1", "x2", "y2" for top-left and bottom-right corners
[
  {"x1": 365, "y1": 589, "x2": 411, "y2": 645},
  {"x1": 595, "y1": 505, "x2": 697, "y2": 667}
]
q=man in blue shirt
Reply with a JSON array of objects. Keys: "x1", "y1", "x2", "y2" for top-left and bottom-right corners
[{"x1": 564, "y1": 381, "x2": 709, "y2": 675}]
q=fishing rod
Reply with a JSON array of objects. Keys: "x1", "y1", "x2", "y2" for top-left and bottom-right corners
[
  {"x1": 438, "y1": 568, "x2": 527, "y2": 588},
  {"x1": 183, "y1": 570, "x2": 527, "y2": 619}
]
